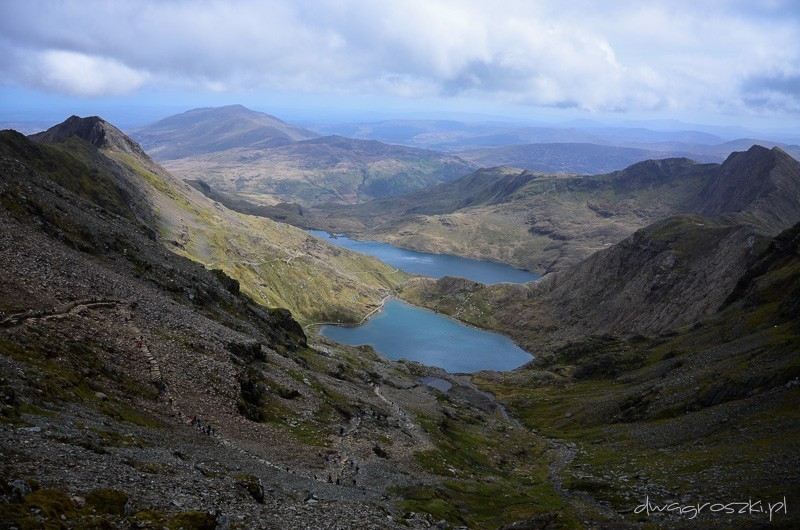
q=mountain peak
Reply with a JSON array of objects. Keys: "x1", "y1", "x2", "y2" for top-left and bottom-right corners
[
  {"x1": 607, "y1": 157, "x2": 698, "y2": 189},
  {"x1": 699, "y1": 144, "x2": 800, "y2": 233},
  {"x1": 30, "y1": 115, "x2": 148, "y2": 159},
  {"x1": 130, "y1": 105, "x2": 319, "y2": 160}
]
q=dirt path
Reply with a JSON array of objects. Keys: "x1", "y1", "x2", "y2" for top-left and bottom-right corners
[
  {"x1": 0, "y1": 298, "x2": 121, "y2": 327},
  {"x1": 304, "y1": 294, "x2": 393, "y2": 330}
]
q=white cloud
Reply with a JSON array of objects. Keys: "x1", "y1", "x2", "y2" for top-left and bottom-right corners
[
  {"x1": 0, "y1": 0, "x2": 797, "y2": 115},
  {"x1": 29, "y1": 50, "x2": 149, "y2": 97}
]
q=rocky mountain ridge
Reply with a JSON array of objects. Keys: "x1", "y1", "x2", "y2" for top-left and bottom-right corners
[
  {"x1": 304, "y1": 145, "x2": 800, "y2": 273},
  {"x1": 21, "y1": 116, "x2": 409, "y2": 324}
]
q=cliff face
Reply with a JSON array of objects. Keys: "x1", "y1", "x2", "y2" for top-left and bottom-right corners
[
  {"x1": 535, "y1": 215, "x2": 768, "y2": 334},
  {"x1": 697, "y1": 145, "x2": 800, "y2": 233}
]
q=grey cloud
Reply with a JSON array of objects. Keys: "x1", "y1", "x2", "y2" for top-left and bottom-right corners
[
  {"x1": 0, "y1": 0, "x2": 798, "y2": 116},
  {"x1": 441, "y1": 60, "x2": 532, "y2": 96},
  {"x1": 743, "y1": 74, "x2": 800, "y2": 97}
]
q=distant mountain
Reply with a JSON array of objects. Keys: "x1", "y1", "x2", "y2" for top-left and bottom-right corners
[
  {"x1": 305, "y1": 146, "x2": 800, "y2": 273},
  {"x1": 130, "y1": 104, "x2": 319, "y2": 160},
  {"x1": 311, "y1": 120, "x2": 611, "y2": 150},
  {"x1": 162, "y1": 134, "x2": 477, "y2": 204},
  {"x1": 456, "y1": 142, "x2": 724, "y2": 174},
  {"x1": 309, "y1": 118, "x2": 800, "y2": 162}
]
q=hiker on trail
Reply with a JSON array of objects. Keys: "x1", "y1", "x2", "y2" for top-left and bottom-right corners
[{"x1": 327, "y1": 474, "x2": 333, "y2": 483}]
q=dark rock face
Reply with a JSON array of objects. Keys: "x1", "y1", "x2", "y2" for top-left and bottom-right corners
[
  {"x1": 697, "y1": 145, "x2": 800, "y2": 233},
  {"x1": 533, "y1": 215, "x2": 769, "y2": 335},
  {"x1": 30, "y1": 115, "x2": 150, "y2": 160}
]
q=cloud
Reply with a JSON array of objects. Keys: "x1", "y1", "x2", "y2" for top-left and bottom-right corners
[
  {"x1": 741, "y1": 74, "x2": 800, "y2": 113},
  {"x1": 0, "y1": 0, "x2": 798, "y2": 116},
  {"x1": 22, "y1": 50, "x2": 150, "y2": 97}
]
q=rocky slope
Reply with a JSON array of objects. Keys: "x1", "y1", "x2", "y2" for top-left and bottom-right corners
[
  {"x1": 472, "y1": 221, "x2": 800, "y2": 528},
  {"x1": 698, "y1": 145, "x2": 800, "y2": 233},
  {"x1": 22, "y1": 117, "x2": 409, "y2": 324},
  {"x1": 399, "y1": 215, "x2": 771, "y2": 352},
  {"x1": 2, "y1": 115, "x2": 798, "y2": 528},
  {"x1": 0, "y1": 122, "x2": 587, "y2": 529},
  {"x1": 399, "y1": 217, "x2": 800, "y2": 527}
]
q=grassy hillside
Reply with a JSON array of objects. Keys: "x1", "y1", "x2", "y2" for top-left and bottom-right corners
[
  {"x1": 473, "y1": 222, "x2": 800, "y2": 527},
  {"x1": 21, "y1": 120, "x2": 410, "y2": 324},
  {"x1": 309, "y1": 159, "x2": 719, "y2": 273},
  {"x1": 162, "y1": 135, "x2": 477, "y2": 205},
  {"x1": 400, "y1": 220, "x2": 800, "y2": 527}
]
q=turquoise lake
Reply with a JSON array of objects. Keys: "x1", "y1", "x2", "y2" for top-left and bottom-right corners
[
  {"x1": 319, "y1": 299, "x2": 532, "y2": 373},
  {"x1": 308, "y1": 230, "x2": 540, "y2": 284}
]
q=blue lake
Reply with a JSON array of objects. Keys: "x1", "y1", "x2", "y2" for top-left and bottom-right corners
[
  {"x1": 308, "y1": 230, "x2": 539, "y2": 284},
  {"x1": 319, "y1": 299, "x2": 532, "y2": 373}
]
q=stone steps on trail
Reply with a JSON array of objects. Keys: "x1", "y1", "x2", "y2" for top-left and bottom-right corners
[{"x1": 129, "y1": 320, "x2": 163, "y2": 384}]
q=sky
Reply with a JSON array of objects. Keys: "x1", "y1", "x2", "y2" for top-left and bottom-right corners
[{"x1": 1, "y1": 0, "x2": 799, "y2": 134}]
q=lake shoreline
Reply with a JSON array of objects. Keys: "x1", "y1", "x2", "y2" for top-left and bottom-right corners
[
  {"x1": 317, "y1": 298, "x2": 533, "y2": 373},
  {"x1": 308, "y1": 229, "x2": 541, "y2": 285}
]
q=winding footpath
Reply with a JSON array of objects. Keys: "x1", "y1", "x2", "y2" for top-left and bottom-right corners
[{"x1": 303, "y1": 294, "x2": 393, "y2": 330}]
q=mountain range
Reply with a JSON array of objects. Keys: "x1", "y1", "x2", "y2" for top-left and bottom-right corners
[
  {"x1": 1, "y1": 113, "x2": 798, "y2": 528},
  {"x1": 131, "y1": 106, "x2": 478, "y2": 204},
  {"x1": 302, "y1": 145, "x2": 800, "y2": 274},
  {"x1": 311, "y1": 117, "x2": 800, "y2": 158}
]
